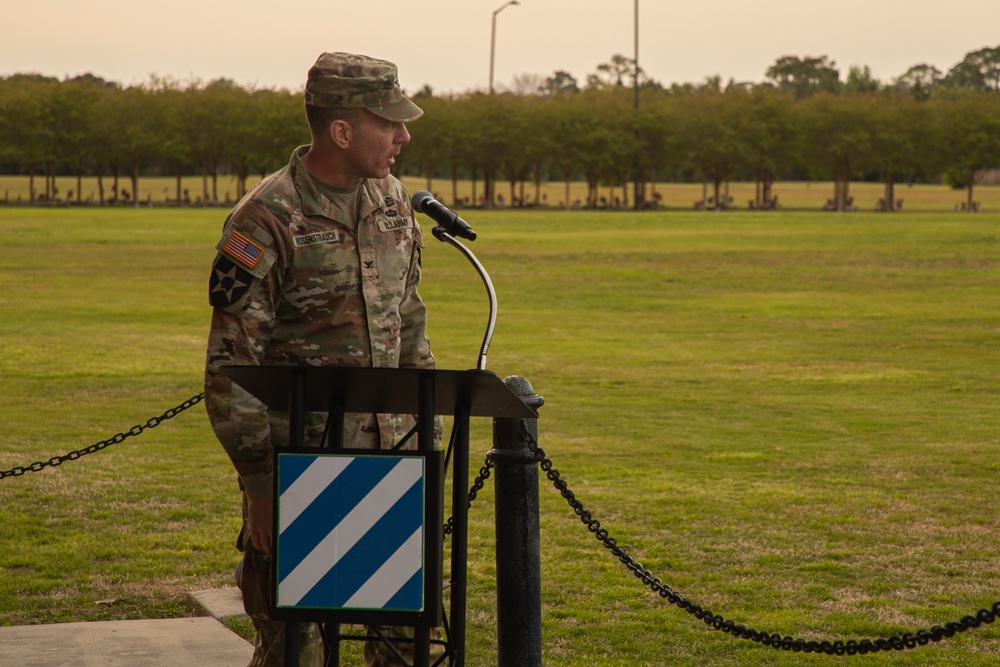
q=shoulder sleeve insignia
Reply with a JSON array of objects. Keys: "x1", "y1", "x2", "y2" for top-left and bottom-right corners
[{"x1": 209, "y1": 256, "x2": 254, "y2": 309}]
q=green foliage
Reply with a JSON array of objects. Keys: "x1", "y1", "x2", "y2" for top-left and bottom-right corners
[
  {"x1": 893, "y1": 64, "x2": 943, "y2": 102},
  {"x1": 942, "y1": 46, "x2": 1000, "y2": 92},
  {"x1": 2, "y1": 208, "x2": 1000, "y2": 666},
  {"x1": 944, "y1": 167, "x2": 971, "y2": 190},
  {"x1": 765, "y1": 55, "x2": 841, "y2": 99},
  {"x1": 540, "y1": 70, "x2": 580, "y2": 96},
  {"x1": 845, "y1": 65, "x2": 882, "y2": 94},
  {"x1": 586, "y1": 54, "x2": 652, "y2": 90},
  {"x1": 3, "y1": 50, "x2": 1000, "y2": 211}
]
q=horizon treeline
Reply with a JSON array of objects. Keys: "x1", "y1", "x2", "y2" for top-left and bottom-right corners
[{"x1": 0, "y1": 47, "x2": 998, "y2": 211}]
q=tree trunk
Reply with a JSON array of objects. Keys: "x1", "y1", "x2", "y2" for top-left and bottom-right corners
[
  {"x1": 885, "y1": 177, "x2": 896, "y2": 212},
  {"x1": 131, "y1": 158, "x2": 140, "y2": 209},
  {"x1": 28, "y1": 164, "x2": 36, "y2": 204},
  {"x1": 485, "y1": 167, "x2": 495, "y2": 208},
  {"x1": 425, "y1": 166, "x2": 432, "y2": 193},
  {"x1": 97, "y1": 170, "x2": 105, "y2": 207},
  {"x1": 237, "y1": 167, "x2": 248, "y2": 200},
  {"x1": 176, "y1": 167, "x2": 183, "y2": 205},
  {"x1": 834, "y1": 177, "x2": 851, "y2": 212},
  {"x1": 967, "y1": 171, "x2": 975, "y2": 212},
  {"x1": 76, "y1": 170, "x2": 83, "y2": 204},
  {"x1": 587, "y1": 176, "x2": 598, "y2": 208},
  {"x1": 713, "y1": 178, "x2": 722, "y2": 211},
  {"x1": 451, "y1": 165, "x2": 459, "y2": 207}
]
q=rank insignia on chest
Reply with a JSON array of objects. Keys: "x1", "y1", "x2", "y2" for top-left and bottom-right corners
[{"x1": 221, "y1": 230, "x2": 264, "y2": 269}]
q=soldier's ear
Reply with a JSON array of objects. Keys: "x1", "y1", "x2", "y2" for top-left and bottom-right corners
[{"x1": 330, "y1": 119, "x2": 352, "y2": 149}]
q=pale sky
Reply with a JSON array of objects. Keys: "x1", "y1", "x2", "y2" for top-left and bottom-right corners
[{"x1": 3, "y1": 0, "x2": 998, "y2": 94}]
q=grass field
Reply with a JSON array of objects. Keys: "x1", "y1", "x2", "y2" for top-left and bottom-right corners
[
  {"x1": 1, "y1": 206, "x2": 999, "y2": 665},
  {"x1": 1, "y1": 174, "x2": 999, "y2": 213}
]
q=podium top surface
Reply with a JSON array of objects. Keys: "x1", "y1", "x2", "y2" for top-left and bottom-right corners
[{"x1": 221, "y1": 365, "x2": 537, "y2": 419}]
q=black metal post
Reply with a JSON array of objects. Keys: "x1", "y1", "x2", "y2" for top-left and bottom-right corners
[
  {"x1": 451, "y1": 405, "x2": 471, "y2": 667},
  {"x1": 490, "y1": 375, "x2": 544, "y2": 667},
  {"x1": 324, "y1": 388, "x2": 344, "y2": 666},
  {"x1": 284, "y1": 370, "x2": 307, "y2": 667},
  {"x1": 412, "y1": 372, "x2": 436, "y2": 667}
]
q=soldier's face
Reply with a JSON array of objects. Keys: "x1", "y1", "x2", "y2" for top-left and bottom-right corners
[{"x1": 345, "y1": 110, "x2": 411, "y2": 181}]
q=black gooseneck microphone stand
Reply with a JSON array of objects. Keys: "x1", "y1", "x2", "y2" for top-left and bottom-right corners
[{"x1": 431, "y1": 224, "x2": 496, "y2": 372}]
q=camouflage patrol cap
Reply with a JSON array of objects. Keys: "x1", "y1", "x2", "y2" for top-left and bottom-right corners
[{"x1": 305, "y1": 52, "x2": 423, "y2": 122}]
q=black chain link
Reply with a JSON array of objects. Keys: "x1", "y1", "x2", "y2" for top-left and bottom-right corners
[
  {"x1": 443, "y1": 458, "x2": 495, "y2": 537},
  {"x1": 0, "y1": 393, "x2": 205, "y2": 480},
  {"x1": 520, "y1": 422, "x2": 1000, "y2": 655}
]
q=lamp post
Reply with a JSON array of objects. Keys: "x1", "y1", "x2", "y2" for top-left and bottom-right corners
[
  {"x1": 487, "y1": 0, "x2": 519, "y2": 207},
  {"x1": 489, "y1": 0, "x2": 519, "y2": 95},
  {"x1": 633, "y1": 0, "x2": 642, "y2": 210}
]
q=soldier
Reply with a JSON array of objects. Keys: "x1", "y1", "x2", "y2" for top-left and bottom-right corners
[{"x1": 204, "y1": 52, "x2": 436, "y2": 667}]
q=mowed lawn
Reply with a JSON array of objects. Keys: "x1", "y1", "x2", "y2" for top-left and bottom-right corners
[{"x1": 1, "y1": 206, "x2": 998, "y2": 666}]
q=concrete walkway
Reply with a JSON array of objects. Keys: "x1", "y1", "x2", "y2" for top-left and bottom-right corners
[{"x1": 0, "y1": 588, "x2": 253, "y2": 667}]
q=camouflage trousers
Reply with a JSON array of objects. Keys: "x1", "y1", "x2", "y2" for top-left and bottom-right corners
[{"x1": 240, "y1": 545, "x2": 325, "y2": 667}]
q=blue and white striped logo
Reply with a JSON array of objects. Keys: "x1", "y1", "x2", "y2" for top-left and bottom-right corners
[{"x1": 276, "y1": 453, "x2": 425, "y2": 612}]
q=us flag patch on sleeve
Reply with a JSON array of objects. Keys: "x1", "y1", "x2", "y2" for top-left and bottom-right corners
[{"x1": 222, "y1": 230, "x2": 264, "y2": 269}]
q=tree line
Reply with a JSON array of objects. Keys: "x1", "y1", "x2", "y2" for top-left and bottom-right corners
[{"x1": 0, "y1": 47, "x2": 998, "y2": 211}]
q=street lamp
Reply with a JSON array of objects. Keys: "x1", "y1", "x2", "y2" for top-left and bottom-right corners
[
  {"x1": 489, "y1": 0, "x2": 519, "y2": 95},
  {"x1": 633, "y1": 0, "x2": 642, "y2": 210},
  {"x1": 486, "y1": 0, "x2": 519, "y2": 207}
]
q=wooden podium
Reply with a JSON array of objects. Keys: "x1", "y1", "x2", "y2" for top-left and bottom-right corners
[{"x1": 222, "y1": 365, "x2": 536, "y2": 667}]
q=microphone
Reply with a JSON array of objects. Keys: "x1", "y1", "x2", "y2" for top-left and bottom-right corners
[{"x1": 411, "y1": 190, "x2": 477, "y2": 241}]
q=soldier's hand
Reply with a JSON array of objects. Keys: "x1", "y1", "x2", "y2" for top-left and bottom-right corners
[{"x1": 248, "y1": 494, "x2": 274, "y2": 556}]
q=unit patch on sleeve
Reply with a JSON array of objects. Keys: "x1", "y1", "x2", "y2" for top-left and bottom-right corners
[
  {"x1": 209, "y1": 256, "x2": 254, "y2": 308},
  {"x1": 221, "y1": 230, "x2": 264, "y2": 269}
]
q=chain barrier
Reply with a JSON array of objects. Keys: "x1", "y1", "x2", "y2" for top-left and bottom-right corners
[
  {"x1": 443, "y1": 457, "x2": 495, "y2": 537},
  {"x1": 519, "y1": 422, "x2": 999, "y2": 656},
  {"x1": 8, "y1": 391, "x2": 997, "y2": 654},
  {"x1": 0, "y1": 393, "x2": 205, "y2": 480}
]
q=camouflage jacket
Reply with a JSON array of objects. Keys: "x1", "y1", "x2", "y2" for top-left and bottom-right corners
[{"x1": 204, "y1": 146, "x2": 435, "y2": 499}]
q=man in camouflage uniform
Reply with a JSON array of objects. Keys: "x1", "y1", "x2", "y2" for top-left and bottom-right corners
[{"x1": 204, "y1": 52, "x2": 437, "y2": 667}]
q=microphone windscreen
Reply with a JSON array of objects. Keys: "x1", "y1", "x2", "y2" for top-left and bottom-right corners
[{"x1": 411, "y1": 190, "x2": 434, "y2": 213}]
